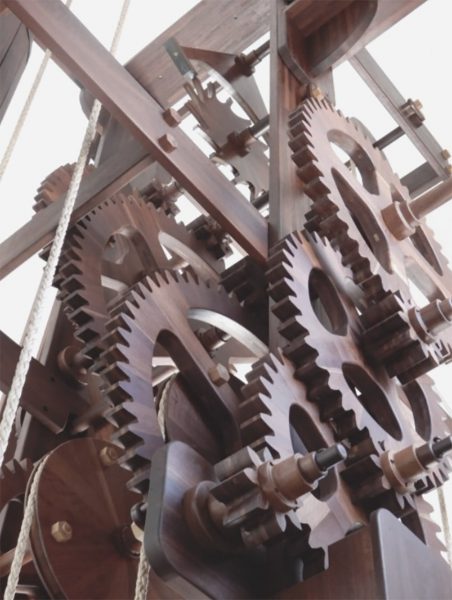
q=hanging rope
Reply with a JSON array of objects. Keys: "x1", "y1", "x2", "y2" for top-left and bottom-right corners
[
  {"x1": 0, "y1": 0, "x2": 131, "y2": 467},
  {"x1": 134, "y1": 542, "x2": 151, "y2": 600},
  {"x1": 438, "y1": 486, "x2": 452, "y2": 565},
  {"x1": 3, "y1": 456, "x2": 48, "y2": 600},
  {"x1": 0, "y1": 0, "x2": 74, "y2": 183}
]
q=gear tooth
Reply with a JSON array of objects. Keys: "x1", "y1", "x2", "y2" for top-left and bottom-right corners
[
  {"x1": 271, "y1": 296, "x2": 300, "y2": 321},
  {"x1": 242, "y1": 374, "x2": 272, "y2": 398},
  {"x1": 296, "y1": 161, "x2": 322, "y2": 181},
  {"x1": 100, "y1": 361, "x2": 131, "y2": 385},
  {"x1": 266, "y1": 260, "x2": 291, "y2": 284},
  {"x1": 291, "y1": 147, "x2": 316, "y2": 169},
  {"x1": 103, "y1": 382, "x2": 131, "y2": 406},
  {"x1": 239, "y1": 393, "x2": 271, "y2": 420},
  {"x1": 304, "y1": 177, "x2": 331, "y2": 197},
  {"x1": 241, "y1": 412, "x2": 274, "y2": 439},
  {"x1": 284, "y1": 337, "x2": 318, "y2": 375},
  {"x1": 279, "y1": 315, "x2": 309, "y2": 341},
  {"x1": 268, "y1": 278, "x2": 296, "y2": 302}
]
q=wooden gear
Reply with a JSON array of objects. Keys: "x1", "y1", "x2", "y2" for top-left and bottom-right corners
[{"x1": 0, "y1": 1, "x2": 451, "y2": 599}]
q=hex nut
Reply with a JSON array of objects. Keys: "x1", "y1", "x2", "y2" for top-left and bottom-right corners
[
  {"x1": 99, "y1": 445, "x2": 119, "y2": 467},
  {"x1": 158, "y1": 134, "x2": 178, "y2": 152},
  {"x1": 51, "y1": 521, "x2": 72, "y2": 543},
  {"x1": 208, "y1": 363, "x2": 230, "y2": 386}
]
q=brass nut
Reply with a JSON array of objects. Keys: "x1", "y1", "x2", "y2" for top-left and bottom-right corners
[
  {"x1": 446, "y1": 164, "x2": 452, "y2": 176},
  {"x1": 413, "y1": 99, "x2": 423, "y2": 111},
  {"x1": 158, "y1": 134, "x2": 178, "y2": 152},
  {"x1": 162, "y1": 108, "x2": 181, "y2": 127},
  {"x1": 51, "y1": 521, "x2": 72, "y2": 543},
  {"x1": 208, "y1": 363, "x2": 230, "y2": 386},
  {"x1": 441, "y1": 149, "x2": 451, "y2": 161},
  {"x1": 309, "y1": 83, "x2": 324, "y2": 100},
  {"x1": 99, "y1": 445, "x2": 119, "y2": 467}
]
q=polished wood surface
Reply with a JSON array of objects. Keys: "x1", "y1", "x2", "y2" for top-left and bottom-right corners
[
  {"x1": 126, "y1": 0, "x2": 270, "y2": 108},
  {"x1": 0, "y1": 330, "x2": 87, "y2": 432},
  {"x1": 279, "y1": 510, "x2": 452, "y2": 599},
  {"x1": 0, "y1": 139, "x2": 152, "y2": 279},
  {"x1": 5, "y1": 0, "x2": 268, "y2": 264},
  {"x1": 0, "y1": 11, "x2": 31, "y2": 122}
]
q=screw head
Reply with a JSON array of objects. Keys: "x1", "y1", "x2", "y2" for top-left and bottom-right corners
[
  {"x1": 441, "y1": 149, "x2": 451, "y2": 161},
  {"x1": 99, "y1": 445, "x2": 119, "y2": 467},
  {"x1": 158, "y1": 134, "x2": 178, "y2": 152},
  {"x1": 51, "y1": 521, "x2": 72, "y2": 543},
  {"x1": 208, "y1": 363, "x2": 230, "y2": 386}
]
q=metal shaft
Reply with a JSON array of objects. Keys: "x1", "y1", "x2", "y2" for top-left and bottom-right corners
[{"x1": 410, "y1": 176, "x2": 452, "y2": 219}]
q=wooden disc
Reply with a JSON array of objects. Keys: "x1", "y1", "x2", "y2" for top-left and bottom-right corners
[{"x1": 29, "y1": 438, "x2": 155, "y2": 599}]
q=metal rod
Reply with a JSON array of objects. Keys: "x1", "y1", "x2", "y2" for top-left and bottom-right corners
[
  {"x1": 373, "y1": 126, "x2": 404, "y2": 150},
  {"x1": 249, "y1": 114, "x2": 270, "y2": 138},
  {"x1": 242, "y1": 39, "x2": 270, "y2": 68}
]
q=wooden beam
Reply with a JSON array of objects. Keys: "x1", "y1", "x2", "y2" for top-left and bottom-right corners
[
  {"x1": 269, "y1": 1, "x2": 309, "y2": 242},
  {"x1": 5, "y1": 0, "x2": 268, "y2": 263},
  {"x1": 125, "y1": 0, "x2": 270, "y2": 108},
  {"x1": 351, "y1": 49, "x2": 450, "y2": 183},
  {"x1": 0, "y1": 139, "x2": 152, "y2": 279},
  {"x1": 0, "y1": 330, "x2": 88, "y2": 432}
]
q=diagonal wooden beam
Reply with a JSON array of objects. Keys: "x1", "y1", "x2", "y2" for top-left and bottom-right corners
[
  {"x1": 0, "y1": 139, "x2": 151, "y2": 279},
  {"x1": 5, "y1": 0, "x2": 268, "y2": 263}
]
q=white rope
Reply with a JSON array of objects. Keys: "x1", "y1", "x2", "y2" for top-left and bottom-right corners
[
  {"x1": 4, "y1": 456, "x2": 48, "y2": 600},
  {"x1": 0, "y1": 0, "x2": 132, "y2": 467},
  {"x1": 0, "y1": 0, "x2": 74, "y2": 183},
  {"x1": 134, "y1": 542, "x2": 150, "y2": 600},
  {"x1": 438, "y1": 486, "x2": 452, "y2": 564}
]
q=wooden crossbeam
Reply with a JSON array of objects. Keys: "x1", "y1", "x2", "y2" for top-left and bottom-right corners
[
  {"x1": 0, "y1": 330, "x2": 88, "y2": 432},
  {"x1": 5, "y1": 0, "x2": 268, "y2": 264}
]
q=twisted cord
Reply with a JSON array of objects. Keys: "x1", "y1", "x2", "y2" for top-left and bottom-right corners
[
  {"x1": 0, "y1": 0, "x2": 131, "y2": 466},
  {"x1": 0, "y1": 0, "x2": 74, "y2": 183},
  {"x1": 134, "y1": 541, "x2": 150, "y2": 600},
  {"x1": 4, "y1": 456, "x2": 48, "y2": 600}
]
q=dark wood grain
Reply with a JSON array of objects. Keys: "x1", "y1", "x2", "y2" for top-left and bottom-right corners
[
  {"x1": 0, "y1": 330, "x2": 88, "y2": 432},
  {"x1": 125, "y1": 0, "x2": 270, "y2": 108},
  {"x1": 279, "y1": 509, "x2": 452, "y2": 599},
  {"x1": 0, "y1": 11, "x2": 31, "y2": 122},
  {"x1": 284, "y1": 0, "x2": 426, "y2": 80},
  {"x1": 0, "y1": 139, "x2": 152, "y2": 279},
  {"x1": 5, "y1": 0, "x2": 268, "y2": 263},
  {"x1": 351, "y1": 48, "x2": 450, "y2": 187},
  {"x1": 29, "y1": 438, "x2": 179, "y2": 599}
]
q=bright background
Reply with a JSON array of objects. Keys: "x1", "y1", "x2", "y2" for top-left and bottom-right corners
[{"x1": 0, "y1": 0, "x2": 450, "y2": 559}]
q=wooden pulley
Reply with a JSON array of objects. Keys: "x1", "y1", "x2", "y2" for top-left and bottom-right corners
[{"x1": 28, "y1": 438, "x2": 176, "y2": 599}]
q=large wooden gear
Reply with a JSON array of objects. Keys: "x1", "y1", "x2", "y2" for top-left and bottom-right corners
[{"x1": 0, "y1": 1, "x2": 451, "y2": 599}]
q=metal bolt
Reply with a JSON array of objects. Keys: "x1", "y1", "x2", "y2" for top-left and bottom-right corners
[
  {"x1": 51, "y1": 521, "x2": 72, "y2": 543},
  {"x1": 441, "y1": 149, "x2": 451, "y2": 161},
  {"x1": 158, "y1": 134, "x2": 177, "y2": 152},
  {"x1": 413, "y1": 99, "x2": 423, "y2": 111},
  {"x1": 162, "y1": 108, "x2": 181, "y2": 127},
  {"x1": 208, "y1": 363, "x2": 230, "y2": 386},
  {"x1": 99, "y1": 445, "x2": 119, "y2": 467}
]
